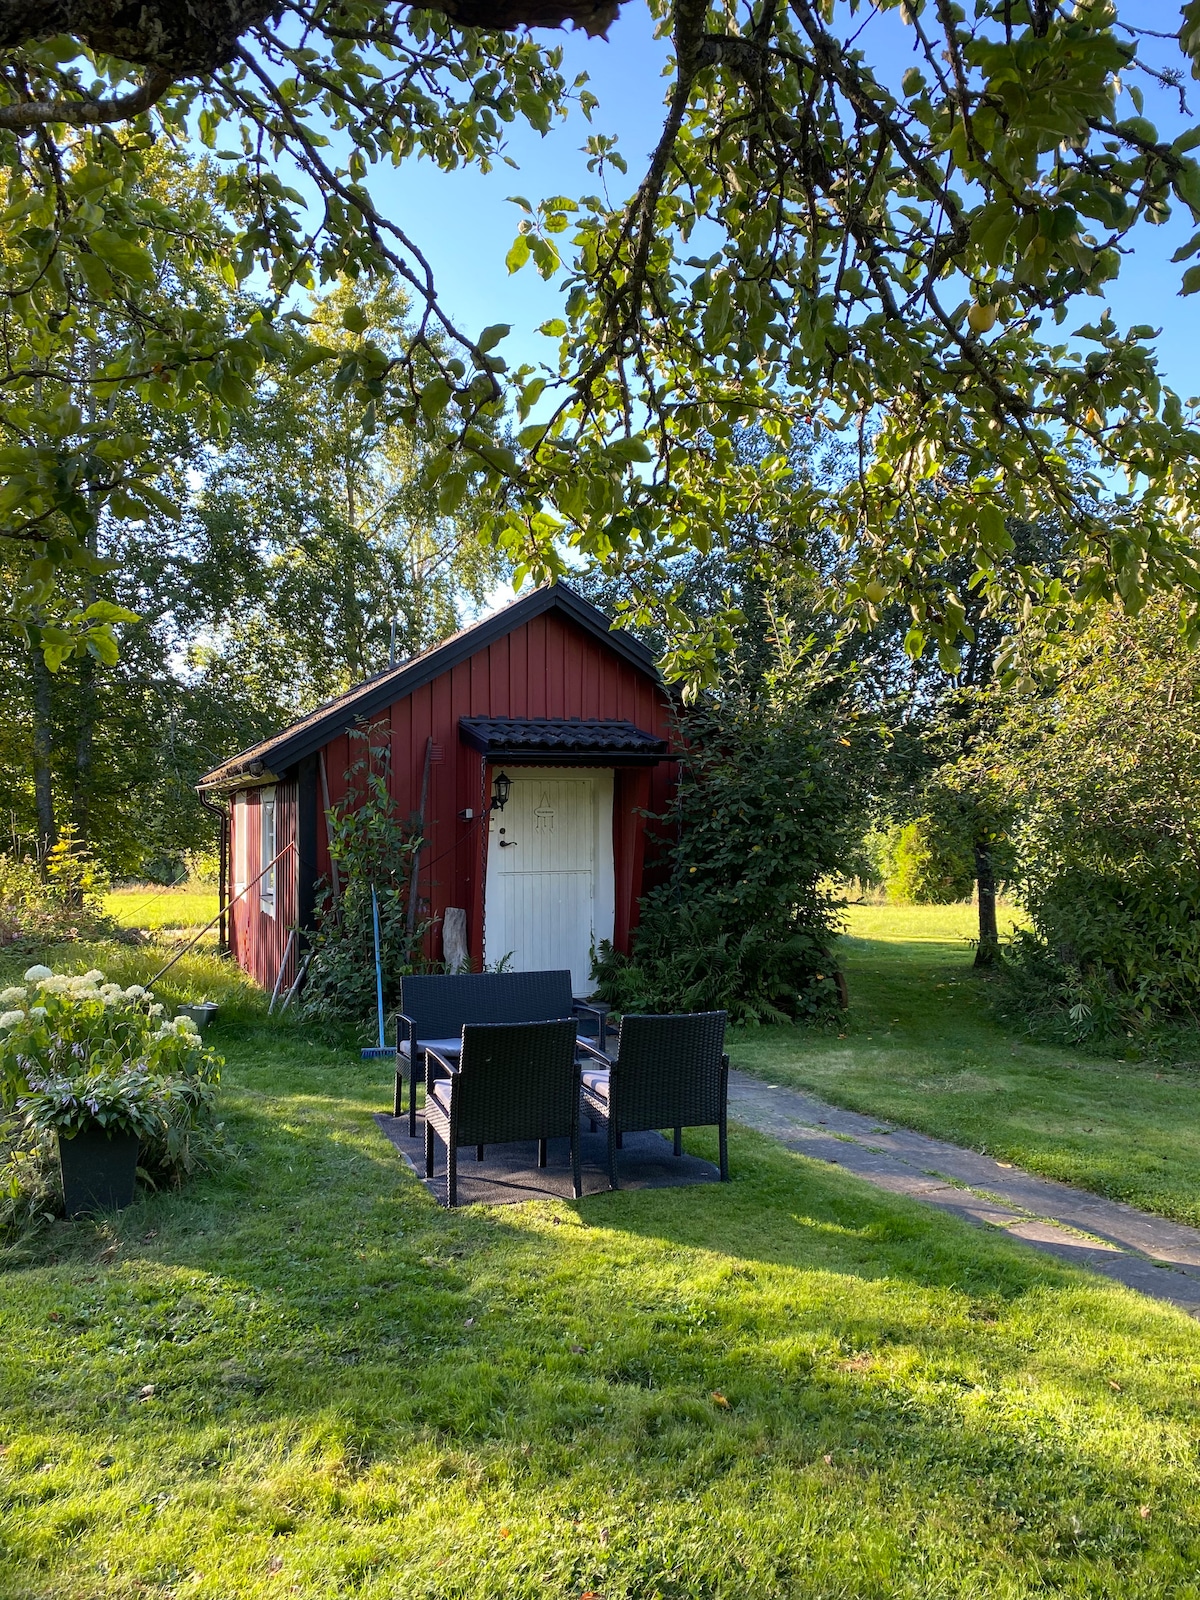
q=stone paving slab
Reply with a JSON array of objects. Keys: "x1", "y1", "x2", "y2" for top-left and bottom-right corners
[
  {"x1": 728, "y1": 1070, "x2": 1200, "y2": 1314},
  {"x1": 374, "y1": 1112, "x2": 720, "y2": 1206}
]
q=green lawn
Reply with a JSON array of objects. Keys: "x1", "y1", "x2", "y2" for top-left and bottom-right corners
[
  {"x1": 840, "y1": 899, "x2": 1028, "y2": 945},
  {"x1": 730, "y1": 903, "x2": 1200, "y2": 1228},
  {"x1": 105, "y1": 883, "x2": 220, "y2": 934},
  {"x1": 3, "y1": 937, "x2": 1200, "y2": 1597}
]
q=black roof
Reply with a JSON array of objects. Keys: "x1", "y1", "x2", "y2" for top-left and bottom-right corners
[
  {"x1": 459, "y1": 717, "x2": 668, "y2": 765},
  {"x1": 197, "y1": 583, "x2": 662, "y2": 790}
]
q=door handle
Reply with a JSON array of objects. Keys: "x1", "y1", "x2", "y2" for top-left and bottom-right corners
[{"x1": 498, "y1": 839, "x2": 518, "y2": 848}]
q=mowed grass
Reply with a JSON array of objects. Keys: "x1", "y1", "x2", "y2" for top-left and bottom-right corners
[
  {"x1": 731, "y1": 903, "x2": 1200, "y2": 1228},
  {"x1": 3, "y1": 967, "x2": 1200, "y2": 1599},
  {"x1": 105, "y1": 883, "x2": 219, "y2": 934},
  {"x1": 841, "y1": 899, "x2": 1028, "y2": 945}
]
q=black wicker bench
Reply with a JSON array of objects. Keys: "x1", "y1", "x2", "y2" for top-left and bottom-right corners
[{"x1": 394, "y1": 970, "x2": 608, "y2": 1135}]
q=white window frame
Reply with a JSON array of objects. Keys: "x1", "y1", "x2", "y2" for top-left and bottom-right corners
[
  {"x1": 233, "y1": 794, "x2": 248, "y2": 896},
  {"x1": 260, "y1": 787, "x2": 277, "y2": 918}
]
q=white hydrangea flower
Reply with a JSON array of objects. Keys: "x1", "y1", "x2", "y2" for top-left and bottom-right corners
[
  {"x1": 123, "y1": 985, "x2": 148, "y2": 999},
  {"x1": 30, "y1": 1005, "x2": 48, "y2": 1018},
  {"x1": 81, "y1": 970, "x2": 105, "y2": 983},
  {"x1": 174, "y1": 1016, "x2": 199, "y2": 1034},
  {"x1": 23, "y1": 965, "x2": 52, "y2": 983},
  {"x1": 40, "y1": 975, "x2": 72, "y2": 993},
  {"x1": 0, "y1": 986, "x2": 26, "y2": 1004},
  {"x1": 0, "y1": 1010, "x2": 25, "y2": 1029},
  {"x1": 149, "y1": 1003, "x2": 165, "y2": 1019}
]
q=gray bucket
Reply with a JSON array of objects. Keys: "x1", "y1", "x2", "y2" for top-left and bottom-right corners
[{"x1": 176, "y1": 1001, "x2": 219, "y2": 1033}]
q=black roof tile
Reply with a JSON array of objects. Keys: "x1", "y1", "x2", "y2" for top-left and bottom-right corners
[{"x1": 459, "y1": 717, "x2": 668, "y2": 760}]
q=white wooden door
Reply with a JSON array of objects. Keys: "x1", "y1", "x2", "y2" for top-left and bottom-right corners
[{"x1": 484, "y1": 769, "x2": 614, "y2": 992}]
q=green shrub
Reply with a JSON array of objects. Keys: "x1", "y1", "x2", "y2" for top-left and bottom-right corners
[
  {"x1": 594, "y1": 663, "x2": 866, "y2": 1025},
  {"x1": 299, "y1": 731, "x2": 432, "y2": 1037},
  {"x1": 0, "y1": 829, "x2": 114, "y2": 947},
  {"x1": 995, "y1": 599, "x2": 1200, "y2": 1040},
  {"x1": 886, "y1": 816, "x2": 976, "y2": 904}
]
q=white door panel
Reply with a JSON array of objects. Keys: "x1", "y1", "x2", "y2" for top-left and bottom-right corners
[{"x1": 484, "y1": 769, "x2": 614, "y2": 992}]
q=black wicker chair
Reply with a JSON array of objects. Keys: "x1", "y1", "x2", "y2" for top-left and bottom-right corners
[
  {"x1": 578, "y1": 1011, "x2": 730, "y2": 1189},
  {"x1": 394, "y1": 970, "x2": 608, "y2": 1136},
  {"x1": 424, "y1": 1019, "x2": 582, "y2": 1207}
]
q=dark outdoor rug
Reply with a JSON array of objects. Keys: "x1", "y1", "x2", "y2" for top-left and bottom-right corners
[{"x1": 373, "y1": 1111, "x2": 721, "y2": 1205}]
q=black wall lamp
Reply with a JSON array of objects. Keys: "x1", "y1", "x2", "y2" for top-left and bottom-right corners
[{"x1": 491, "y1": 770, "x2": 512, "y2": 812}]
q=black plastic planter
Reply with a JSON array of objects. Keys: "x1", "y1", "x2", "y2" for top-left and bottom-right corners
[{"x1": 58, "y1": 1129, "x2": 139, "y2": 1217}]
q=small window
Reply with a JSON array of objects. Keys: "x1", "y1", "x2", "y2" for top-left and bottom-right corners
[
  {"x1": 260, "y1": 787, "x2": 276, "y2": 918},
  {"x1": 233, "y1": 794, "x2": 248, "y2": 896}
]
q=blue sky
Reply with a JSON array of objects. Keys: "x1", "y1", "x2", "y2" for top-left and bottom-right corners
[
  {"x1": 365, "y1": 5, "x2": 670, "y2": 375},
  {"x1": 363, "y1": 2, "x2": 1199, "y2": 399}
]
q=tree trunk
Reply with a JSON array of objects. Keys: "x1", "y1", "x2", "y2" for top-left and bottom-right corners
[
  {"x1": 974, "y1": 839, "x2": 999, "y2": 968},
  {"x1": 31, "y1": 644, "x2": 57, "y2": 862},
  {"x1": 72, "y1": 650, "x2": 96, "y2": 845}
]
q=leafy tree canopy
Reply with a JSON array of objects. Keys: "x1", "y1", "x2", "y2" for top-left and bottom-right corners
[
  {"x1": 5, "y1": 0, "x2": 1200, "y2": 672},
  {"x1": 0, "y1": 260, "x2": 505, "y2": 877}
]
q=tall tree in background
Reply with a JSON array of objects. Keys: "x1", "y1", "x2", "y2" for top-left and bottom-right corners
[
  {"x1": 0, "y1": 263, "x2": 507, "y2": 875},
  {"x1": 3, "y1": 4, "x2": 1200, "y2": 675},
  {"x1": 192, "y1": 278, "x2": 506, "y2": 719},
  {"x1": 867, "y1": 514, "x2": 1070, "y2": 964}
]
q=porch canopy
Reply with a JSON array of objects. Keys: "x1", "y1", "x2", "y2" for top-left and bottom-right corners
[{"x1": 459, "y1": 717, "x2": 668, "y2": 766}]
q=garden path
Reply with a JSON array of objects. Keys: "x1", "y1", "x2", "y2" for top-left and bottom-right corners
[{"x1": 728, "y1": 1069, "x2": 1200, "y2": 1315}]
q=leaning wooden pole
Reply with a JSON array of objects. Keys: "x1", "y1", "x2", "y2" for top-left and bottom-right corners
[
  {"x1": 318, "y1": 749, "x2": 341, "y2": 907},
  {"x1": 267, "y1": 928, "x2": 296, "y2": 1015},
  {"x1": 405, "y1": 736, "x2": 434, "y2": 938}
]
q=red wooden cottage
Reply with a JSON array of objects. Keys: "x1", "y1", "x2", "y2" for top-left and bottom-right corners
[{"x1": 196, "y1": 584, "x2": 675, "y2": 997}]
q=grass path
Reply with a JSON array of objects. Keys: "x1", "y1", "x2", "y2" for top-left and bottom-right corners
[
  {"x1": 3, "y1": 999, "x2": 1200, "y2": 1598},
  {"x1": 730, "y1": 905, "x2": 1200, "y2": 1228}
]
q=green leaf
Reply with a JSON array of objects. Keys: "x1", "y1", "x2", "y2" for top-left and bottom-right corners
[
  {"x1": 477, "y1": 324, "x2": 510, "y2": 353},
  {"x1": 132, "y1": 483, "x2": 179, "y2": 518},
  {"x1": 342, "y1": 305, "x2": 369, "y2": 333},
  {"x1": 506, "y1": 234, "x2": 531, "y2": 273},
  {"x1": 437, "y1": 472, "x2": 468, "y2": 513},
  {"x1": 419, "y1": 377, "x2": 454, "y2": 418},
  {"x1": 73, "y1": 251, "x2": 114, "y2": 297},
  {"x1": 976, "y1": 503, "x2": 1011, "y2": 549},
  {"x1": 89, "y1": 231, "x2": 156, "y2": 285},
  {"x1": 85, "y1": 626, "x2": 120, "y2": 665},
  {"x1": 81, "y1": 600, "x2": 137, "y2": 625},
  {"x1": 292, "y1": 344, "x2": 338, "y2": 374}
]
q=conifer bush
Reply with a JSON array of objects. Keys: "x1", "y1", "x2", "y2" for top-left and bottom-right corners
[{"x1": 594, "y1": 665, "x2": 867, "y2": 1025}]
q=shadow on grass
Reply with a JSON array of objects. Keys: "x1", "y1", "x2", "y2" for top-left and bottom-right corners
[{"x1": 4, "y1": 1042, "x2": 1200, "y2": 1598}]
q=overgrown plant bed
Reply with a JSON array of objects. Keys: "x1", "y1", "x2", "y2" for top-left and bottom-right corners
[
  {"x1": 1, "y1": 1012, "x2": 1200, "y2": 1599},
  {"x1": 0, "y1": 963, "x2": 224, "y2": 1232}
]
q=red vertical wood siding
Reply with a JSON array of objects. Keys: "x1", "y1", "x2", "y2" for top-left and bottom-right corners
[
  {"x1": 228, "y1": 779, "x2": 300, "y2": 992},
  {"x1": 226, "y1": 607, "x2": 674, "y2": 990}
]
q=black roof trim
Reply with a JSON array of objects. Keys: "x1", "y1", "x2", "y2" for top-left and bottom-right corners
[
  {"x1": 460, "y1": 717, "x2": 668, "y2": 764},
  {"x1": 197, "y1": 584, "x2": 661, "y2": 790}
]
